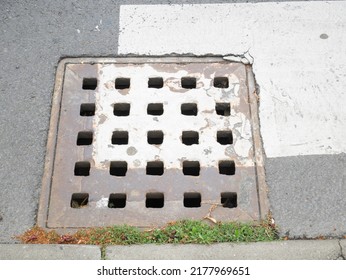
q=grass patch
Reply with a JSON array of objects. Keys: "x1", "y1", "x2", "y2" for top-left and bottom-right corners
[{"x1": 17, "y1": 219, "x2": 278, "y2": 245}]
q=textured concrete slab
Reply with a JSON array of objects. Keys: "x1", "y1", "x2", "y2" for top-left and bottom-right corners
[
  {"x1": 106, "y1": 240, "x2": 341, "y2": 260},
  {"x1": 119, "y1": 1, "x2": 346, "y2": 158},
  {"x1": 0, "y1": 244, "x2": 101, "y2": 260},
  {"x1": 267, "y1": 154, "x2": 346, "y2": 238},
  {"x1": 340, "y1": 240, "x2": 346, "y2": 259}
]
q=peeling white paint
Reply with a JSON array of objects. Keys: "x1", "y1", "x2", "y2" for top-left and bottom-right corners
[
  {"x1": 118, "y1": 1, "x2": 346, "y2": 158},
  {"x1": 96, "y1": 197, "x2": 108, "y2": 208},
  {"x1": 234, "y1": 138, "x2": 253, "y2": 159},
  {"x1": 92, "y1": 63, "x2": 254, "y2": 169}
]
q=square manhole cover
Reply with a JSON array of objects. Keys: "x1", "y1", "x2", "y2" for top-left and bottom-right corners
[{"x1": 38, "y1": 57, "x2": 268, "y2": 229}]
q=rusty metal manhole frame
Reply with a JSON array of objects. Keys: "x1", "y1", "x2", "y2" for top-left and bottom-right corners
[{"x1": 38, "y1": 57, "x2": 269, "y2": 230}]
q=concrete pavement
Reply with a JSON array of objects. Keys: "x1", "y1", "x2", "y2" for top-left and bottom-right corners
[
  {"x1": 0, "y1": 240, "x2": 345, "y2": 260},
  {"x1": 0, "y1": 244, "x2": 101, "y2": 260}
]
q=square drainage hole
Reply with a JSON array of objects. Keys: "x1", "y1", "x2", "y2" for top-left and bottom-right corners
[
  {"x1": 146, "y1": 161, "x2": 164, "y2": 176},
  {"x1": 114, "y1": 103, "x2": 130, "y2": 116},
  {"x1": 112, "y1": 131, "x2": 129, "y2": 145},
  {"x1": 219, "y1": 160, "x2": 236, "y2": 175},
  {"x1": 76, "y1": 131, "x2": 93, "y2": 146},
  {"x1": 148, "y1": 77, "x2": 164, "y2": 88},
  {"x1": 147, "y1": 103, "x2": 164, "y2": 116},
  {"x1": 216, "y1": 103, "x2": 230, "y2": 116},
  {"x1": 182, "y1": 131, "x2": 199, "y2": 145},
  {"x1": 74, "y1": 161, "x2": 90, "y2": 176},
  {"x1": 221, "y1": 192, "x2": 237, "y2": 208},
  {"x1": 181, "y1": 103, "x2": 198, "y2": 116},
  {"x1": 146, "y1": 192, "x2": 164, "y2": 208},
  {"x1": 71, "y1": 193, "x2": 89, "y2": 208},
  {"x1": 181, "y1": 77, "x2": 196, "y2": 89},
  {"x1": 214, "y1": 77, "x2": 229, "y2": 88},
  {"x1": 217, "y1": 131, "x2": 233, "y2": 145},
  {"x1": 108, "y1": 193, "x2": 127, "y2": 208},
  {"x1": 183, "y1": 161, "x2": 200, "y2": 176},
  {"x1": 115, "y1": 78, "x2": 130, "y2": 89},
  {"x1": 184, "y1": 192, "x2": 201, "y2": 208},
  {"x1": 80, "y1": 103, "x2": 95, "y2": 116},
  {"x1": 148, "y1": 130, "x2": 164, "y2": 145},
  {"x1": 110, "y1": 161, "x2": 128, "y2": 176},
  {"x1": 82, "y1": 78, "x2": 97, "y2": 90}
]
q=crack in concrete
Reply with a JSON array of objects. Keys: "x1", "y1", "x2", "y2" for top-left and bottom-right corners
[{"x1": 338, "y1": 240, "x2": 345, "y2": 260}]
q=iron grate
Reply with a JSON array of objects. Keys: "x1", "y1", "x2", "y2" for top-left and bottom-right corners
[{"x1": 39, "y1": 57, "x2": 267, "y2": 229}]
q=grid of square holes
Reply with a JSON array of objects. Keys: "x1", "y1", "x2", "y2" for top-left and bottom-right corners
[
  {"x1": 72, "y1": 74, "x2": 237, "y2": 210},
  {"x1": 47, "y1": 61, "x2": 260, "y2": 227}
]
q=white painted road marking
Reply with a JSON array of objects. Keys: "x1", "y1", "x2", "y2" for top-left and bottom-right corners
[{"x1": 118, "y1": 1, "x2": 346, "y2": 158}]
